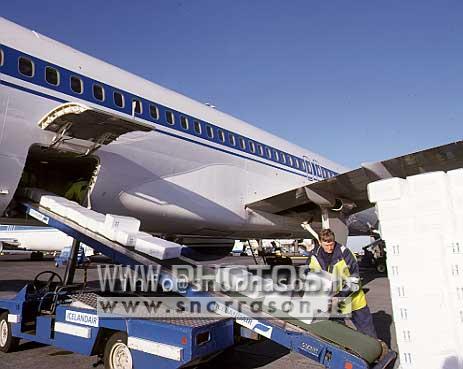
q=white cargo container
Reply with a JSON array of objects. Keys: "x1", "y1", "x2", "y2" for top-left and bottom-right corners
[
  {"x1": 135, "y1": 235, "x2": 182, "y2": 260},
  {"x1": 105, "y1": 214, "x2": 141, "y2": 233},
  {"x1": 368, "y1": 172, "x2": 463, "y2": 369}
]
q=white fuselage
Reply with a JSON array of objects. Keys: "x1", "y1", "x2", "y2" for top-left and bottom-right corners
[
  {"x1": 0, "y1": 18, "x2": 354, "y2": 239},
  {"x1": 0, "y1": 225, "x2": 72, "y2": 252},
  {"x1": 0, "y1": 225, "x2": 94, "y2": 255}
]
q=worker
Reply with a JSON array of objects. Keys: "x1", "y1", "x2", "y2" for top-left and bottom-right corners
[
  {"x1": 305, "y1": 228, "x2": 377, "y2": 337},
  {"x1": 19, "y1": 170, "x2": 37, "y2": 188},
  {"x1": 64, "y1": 178, "x2": 89, "y2": 203}
]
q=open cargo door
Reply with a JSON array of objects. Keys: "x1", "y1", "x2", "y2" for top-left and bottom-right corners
[{"x1": 38, "y1": 102, "x2": 153, "y2": 155}]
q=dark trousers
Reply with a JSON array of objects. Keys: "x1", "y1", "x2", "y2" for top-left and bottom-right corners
[
  {"x1": 351, "y1": 306, "x2": 377, "y2": 338},
  {"x1": 332, "y1": 305, "x2": 377, "y2": 338}
]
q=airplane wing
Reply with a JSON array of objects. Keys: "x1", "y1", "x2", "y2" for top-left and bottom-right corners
[{"x1": 246, "y1": 140, "x2": 463, "y2": 217}]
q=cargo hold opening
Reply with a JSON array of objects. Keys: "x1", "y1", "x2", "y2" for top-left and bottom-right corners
[{"x1": 17, "y1": 145, "x2": 100, "y2": 206}]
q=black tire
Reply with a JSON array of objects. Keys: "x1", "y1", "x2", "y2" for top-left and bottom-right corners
[
  {"x1": 104, "y1": 332, "x2": 133, "y2": 369},
  {"x1": 376, "y1": 263, "x2": 387, "y2": 274},
  {"x1": 31, "y1": 252, "x2": 44, "y2": 261},
  {"x1": 0, "y1": 312, "x2": 19, "y2": 353}
]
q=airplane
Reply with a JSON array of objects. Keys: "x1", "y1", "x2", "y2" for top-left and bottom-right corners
[
  {"x1": 0, "y1": 225, "x2": 94, "y2": 259},
  {"x1": 0, "y1": 17, "x2": 462, "y2": 256}
]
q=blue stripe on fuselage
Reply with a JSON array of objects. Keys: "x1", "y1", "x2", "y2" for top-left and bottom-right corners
[
  {"x1": 2, "y1": 78, "x2": 313, "y2": 178},
  {"x1": 0, "y1": 44, "x2": 339, "y2": 180}
]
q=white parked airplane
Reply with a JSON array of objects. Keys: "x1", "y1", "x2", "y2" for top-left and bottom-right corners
[
  {"x1": 0, "y1": 225, "x2": 93, "y2": 259},
  {"x1": 0, "y1": 18, "x2": 462, "y2": 254}
]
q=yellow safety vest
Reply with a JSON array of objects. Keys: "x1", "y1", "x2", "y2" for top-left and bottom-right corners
[
  {"x1": 307, "y1": 245, "x2": 367, "y2": 314},
  {"x1": 65, "y1": 180, "x2": 88, "y2": 203}
]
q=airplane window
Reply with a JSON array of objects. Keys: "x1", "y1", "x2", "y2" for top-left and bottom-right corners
[
  {"x1": 218, "y1": 129, "x2": 225, "y2": 142},
  {"x1": 257, "y1": 144, "x2": 263, "y2": 156},
  {"x1": 149, "y1": 104, "x2": 159, "y2": 120},
  {"x1": 249, "y1": 141, "x2": 256, "y2": 153},
  {"x1": 266, "y1": 147, "x2": 271, "y2": 158},
  {"x1": 132, "y1": 99, "x2": 142, "y2": 114},
  {"x1": 288, "y1": 156, "x2": 293, "y2": 166},
  {"x1": 294, "y1": 158, "x2": 299, "y2": 168},
  {"x1": 300, "y1": 159, "x2": 306, "y2": 170},
  {"x1": 274, "y1": 150, "x2": 280, "y2": 162},
  {"x1": 93, "y1": 84, "x2": 105, "y2": 101},
  {"x1": 165, "y1": 111, "x2": 175, "y2": 125},
  {"x1": 113, "y1": 91, "x2": 125, "y2": 108},
  {"x1": 206, "y1": 125, "x2": 214, "y2": 139},
  {"x1": 281, "y1": 153, "x2": 286, "y2": 164},
  {"x1": 18, "y1": 57, "x2": 34, "y2": 77},
  {"x1": 229, "y1": 133, "x2": 236, "y2": 146},
  {"x1": 45, "y1": 67, "x2": 59, "y2": 86},
  {"x1": 307, "y1": 162, "x2": 314, "y2": 175},
  {"x1": 0, "y1": 49, "x2": 3, "y2": 66},
  {"x1": 70, "y1": 76, "x2": 83, "y2": 94},
  {"x1": 239, "y1": 138, "x2": 246, "y2": 150},
  {"x1": 180, "y1": 116, "x2": 189, "y2": 130},
  {"x1": 321, "y1": 167, "x2": 328, "y2": 178},
  {"x1": 194, "y1": 120, "x2": 202, "y2": 135}
]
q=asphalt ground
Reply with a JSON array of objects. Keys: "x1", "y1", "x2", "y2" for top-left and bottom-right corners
[{"x1": 0, "y1": 254, "x2": 397, "y2": 369}]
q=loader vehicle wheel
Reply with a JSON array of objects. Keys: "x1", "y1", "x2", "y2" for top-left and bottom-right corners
[
  {"x1": 104, "y1": 332, "x2": 133, "y2": 369},
  {"x1": 0, "y1": 312, "x2": 19, "y2": 353},
  {"x1": 376, "y1": 263, "x2": 387, "y2": 274}
]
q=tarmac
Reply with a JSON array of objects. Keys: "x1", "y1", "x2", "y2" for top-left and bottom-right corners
[{"x1": 0, "y1": 254, "x2": 398, "y2": 369}]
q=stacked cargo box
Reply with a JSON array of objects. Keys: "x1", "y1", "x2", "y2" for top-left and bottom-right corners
[
  {"x1": 20, "y1": 190, "x2": 183, "y2": 260},
  {"x1": 368, "y1": 171, "x2": 463, "y2": 369}
]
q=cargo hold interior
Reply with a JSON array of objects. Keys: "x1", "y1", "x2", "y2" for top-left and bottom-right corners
[{"x1": 15, "y1": 144, "x2": 99, "y2": 205}]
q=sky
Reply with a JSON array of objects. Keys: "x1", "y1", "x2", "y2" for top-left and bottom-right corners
[{"x1": 2, "y1": 1, "x2": 462, "y2": 168}]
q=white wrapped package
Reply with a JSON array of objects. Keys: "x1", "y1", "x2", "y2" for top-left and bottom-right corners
[
  {"x1": 216, "y1": 267, "x2": 253, "y2": 291},
  {"x1": 240, "y1": 277, "x2": 274, "y2": 299},
  {"x1": 216, "y1": 267, "x2": 276, "y2": 298},
  {"x1": 101, "y1": 214, "x2": 141, "y2": 241},
  {"x1": 378, "y1": 218, "x2": 413, "y2": 243},
  {"x1": 298, "y1": 270, "x2": 334, "y2": 320},
  {"x1": 101, "y1": 228, "x2": 137, "y2": 245},
  {"x1": 67, "y1": 207, "x2": 98, "y2": 228},
  {"x1": 301, "y1": 270, "x2": 334, "y2": 297},
  {"x1": 407, "y1": 171, "x2": 448, "y2": 194},
  {"x1": 137, "y1": 231, "x2": 153, "y2": 238},
  {"x1": 367, "y1": 178, "x2": 407, "y2": 203},
  {"x1": 100, "y1": 225, "x2": 117, "y2": 241},
  {"x1": 116, "y1": 230, "x2": 137, "y2": 247},
  {"x1": 60, "y1": 202, "x2": 86, "y2": 219},
  {"x1": 105, "y1": 214, "x2": 140, "y2": 233},
  {"x1": 448, "y1": 168, "x2": 463, "y2": 187},
  {"x1": 448, "y1": 169, "x2": 463, "y2": 211},
  {"x1": 85, "y1": 213, "x2": 107, "y2": 234},
  {"x1": 40, "y1": 196, "x2": 75, "y2": 217},
  {"x1": 135, "y1": 235, "x2": 182, "y2": 260},
  {"x1": 40, "y1": 195, "x2": 61, "y2": 209},
  {"x1": 53, "y1": 203, "x2": 73, "y2": 218},
  {"x1": 407, "y1": 172, "x2": 452, "y2": 213},
  {"x1": 375, "y1": 198, "x2": 410, "y2": 221},
  {"x1": 216, "y1": 267, "x2": 292, "y2": 298}
]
